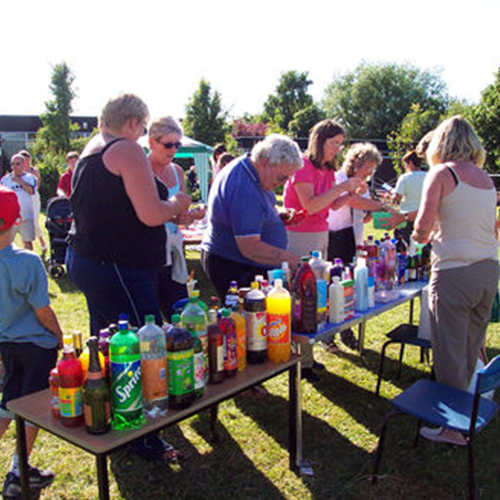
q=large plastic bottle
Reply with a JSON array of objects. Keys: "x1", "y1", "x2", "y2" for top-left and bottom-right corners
[
  {"x1": 230, "y1": 302, "x2": 246, "y2": 372},
  {"x1": 266, "y1": 279, "x2": 291, "y2": 363},
  {"x1": 219, "y1": 308, "x2": 238, "y2": 377},
  {"x1": 139, "y1": 315, "x2": 168, "y2": 412},
  {"x1": 58, "y1": 334, "x2": 84, "y2": 427},
  {"x1": 225, "y1": 281, "x2": 239, "y2": 309},
  {"x1": 185, "y1": 323, "x2": 205, "y2": 398},
  {"x1": 181, "y1": 293, "x2": 209, "y2": 384},
  {"x1": 109, "y1": 320, "x2": 145, "y2": 429},
  {"x1": 166, "y1": 314, "x2": 195, "y2": 409},
  {"x1": 208, "y1": 309, "x2": 225, "y2": 384},
  {"x1": 309, "y1": 251, "x2": 328, "y2": 325},
  {"x1": 292, "y1": 257, "x2": 318, "y2": 334},
  {"x1": 354, "y1": 254, "x2": 369, "y2": 312},
  {"x1": 244, "y1": 281, "x2": 268, "y2": 363},
  {"x1": 329, "y1": 276, "x2": 345, "y2": 324}
]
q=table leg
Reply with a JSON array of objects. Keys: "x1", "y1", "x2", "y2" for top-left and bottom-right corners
[
  {"x1": 358, "y1": 322, "x2": 366, "y2": 355},
  {"x1": 15, "y1": 415, "x2": 30, "y2": 500},
  {"x1": 210, "y1": 404, "x2": 219, "y2": 442},
  {"x1": 409, "y1": 298, "x2": 415, "y2": 324},
  {"x1": 289, "y1": 363, "x2": 300, "y2": 470},
  {"x1": 96, "y1": 454, "x2": 110, "y2": 500}
]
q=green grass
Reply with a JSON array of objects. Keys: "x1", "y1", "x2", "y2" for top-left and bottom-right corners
[{"x1": 2, "y1": 218, "x2": 500, "y2": 499}]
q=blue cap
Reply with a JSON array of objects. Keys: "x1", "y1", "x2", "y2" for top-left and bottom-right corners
[{"x1": 311, "y1": 250, "x2": 320, "y2": 258}]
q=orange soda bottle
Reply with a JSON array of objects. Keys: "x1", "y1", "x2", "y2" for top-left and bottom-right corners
[
  {"x1": 230, "y1": 303, "x2": 246, "y2": 372},
  {"x1": 266, "y1": 278, "x2": 291, "y2": 363}
]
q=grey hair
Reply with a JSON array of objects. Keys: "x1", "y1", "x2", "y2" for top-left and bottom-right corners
[
  {"x1": 342, "y1": 142, "x2": 382, "y2": 178},
  {"x1": 251, "y1": 134, "x2": 302, "y2": 169},
  {"x1": 149, "y1": 116, "x2": 183, "y2": 141},
  {"x1": 100, "y1": 93, "x2": 149, "y2": 130}
]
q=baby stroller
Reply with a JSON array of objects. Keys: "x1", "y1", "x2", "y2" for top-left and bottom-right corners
[{"x1": 45, "y1": 196, "x2": 72, "y2": 278}]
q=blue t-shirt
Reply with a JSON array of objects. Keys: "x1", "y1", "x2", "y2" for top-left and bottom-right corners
[
  {"x1": 0, "y1": 245, "x2": 58, "y2": 349},
  {"x1": 202, "y1": 154, "x2": 287, "y2": 266}
]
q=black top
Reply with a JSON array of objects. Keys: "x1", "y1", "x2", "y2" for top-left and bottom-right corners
[{"x1": 68, "y1": 138, "x2": 168, "y2": 268}]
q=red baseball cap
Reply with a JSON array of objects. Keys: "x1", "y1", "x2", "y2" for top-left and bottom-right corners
[{"x1": 0, "y1": 185, "x2": 21, "y2": 231}]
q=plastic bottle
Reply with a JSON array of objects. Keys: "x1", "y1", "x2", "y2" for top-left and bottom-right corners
[
  {"x1": 181, "y1": 292, "x2": 209, "y2": 384},
  {"x1": 281, "y1": 262, "x2": 292, "y2": 291},
  {"x1": 109, "y1": 320, "x2": 145, "y2": 429},
  {"x1": 354, "y1": 253, "x2": 369, "y2": 312},
  {"x1": 186, "y1": 323, "x2": 205, "y2": 398},
  {"x1": 57, "y1": 334, "x2": 84, "y2": 427},
  {"x1": 225, "y1": 281, "x2": 239, "y2": 309},
  {"x1": 49, "y1": 368, "x2": 60, "y2": 420},
  {"x1": 166, "y1": 314, "x2": 195, "y2": 410},
  {"x1": 368, "y1": 276, "x2": 375, "y2": 308},
  {"x1": 244, "y1": 281, "x2": 268, "y2": 363},
  {"x1": 328, "y1": 277, "x2": 344, "y2": 324},
  {"x1": 292, "y1": 257, "x2": 318, "y2": 334},
  {"x1": 230, "y1": 303, "x2": 246, "y2": 372},
  {"x1": 79, "y1": 346, "x2": 106, "y2": 382},
  {"x1": 330, "y1": 258, "x2": 344, "y2": 281},
  {"x1": 98, "y1": 328, "x2": 111, "y2": 382},
  {"x1": 309, "y1": 251, "x2": 328, "y2": 325},
  {"x1": 266, "y1": 279, "x2": 291, "y2": 363},
  {"x1": 219, "y1": 308, "x2": 238, "y2": 377},
  {"x1": 208, "y1": 309, "x2": 225, "y2": 384},
  {"x1": 139, "y1": 315, "x2": 168, "y2": 412},
  {"x1": 83, "y1": 337, "x2": 111, "y2": 434}
]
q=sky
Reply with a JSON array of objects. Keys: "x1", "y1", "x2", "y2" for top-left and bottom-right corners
[{"x1": 2, "y1": 0, "x2": 499, "y2": 122}]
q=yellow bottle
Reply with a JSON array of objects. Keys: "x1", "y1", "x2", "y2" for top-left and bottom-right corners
[
  {"x1": 231, "y1": 307, "x2": 247, "y2": 371},
  {"x1": 266, "y1": 279, "x2": 291, "y2": 363}
]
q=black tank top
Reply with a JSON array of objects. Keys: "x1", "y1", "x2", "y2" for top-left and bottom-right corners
[{"x1": 68, "y1": 138, "x2": 168, "y2": 267}]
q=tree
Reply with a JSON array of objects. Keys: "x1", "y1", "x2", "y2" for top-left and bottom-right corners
[
  {"x1": 288, "y1": 104, "x2": 326, "y2": 138},
  {"x1": 322, "y1": 62, "x2": 449, "y2": 140},
  {"x1": 262, "y1": 71, "x2": 315, "y2": 133},
  {"x1": 473, "y1": 67, "x2": 500, "y2": 172},
  {"x1": 183, "y1": 79, "x2": 228, "y2": 146}
]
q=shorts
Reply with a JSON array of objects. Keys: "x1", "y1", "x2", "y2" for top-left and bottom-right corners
[
  {"x1": 17, "y1": 219, "x2": 36, "y2": 243},
  {"x1": 0, "y1": 342, "x2": 57, "y2": 419}
]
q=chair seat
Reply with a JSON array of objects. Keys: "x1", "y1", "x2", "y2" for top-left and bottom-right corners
[
  {"x1": 386, "y1": 324, "x2": 419, "y2": 340},
  {"x1": 393, "y1": 379, "x2": 498, "y2": 435}
]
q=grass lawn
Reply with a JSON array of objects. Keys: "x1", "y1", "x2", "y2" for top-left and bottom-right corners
[{"x1": 2, "y1": 217, "x2": 500, "y2": 499}]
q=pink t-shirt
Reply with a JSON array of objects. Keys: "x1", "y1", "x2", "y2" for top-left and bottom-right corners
[{"x1": 283, "y1": 156, "x2": 336, "y2": 233}]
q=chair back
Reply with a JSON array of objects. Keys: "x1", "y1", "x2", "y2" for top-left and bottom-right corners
[{"x1": 475, "y1": 354, "x2": 500, "y2": 395}]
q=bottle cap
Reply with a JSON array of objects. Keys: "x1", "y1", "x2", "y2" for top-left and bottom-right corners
[
  {"x1": 282, "y1": 261, "x2": 289, "y2": 270},
  {"x1": 230, "y1": 280, "x2": 238, "y2": 288},
  {"x1": 191, "y1": 289, "x2": 200, "y2": 298},
  {"x1": 251, "y1": 281, "x2": 259, "y2": 289},
  {"x1": 145, "y1": 314, "x2": 155, "y2": 323},
  {"x1": 118, "y1": 313, "x2": 129, "y2": 322},
  {"x1": 274, "y1": 278, "x2": 283, "y2": 288},
  {"x1": 334, "y1": 258, "x2": 343, "y2": 265},
  {"x1": 118, "y1": 320, "x2": 128, "y2": 331},
  {"x1": 221, "y1": 308, "x2": 230, "y2": 317},
  {"x1": 171, "y1": 313, "x2": 181, "y2": 324},
  {"x1": 301, "y1": 256, "x2": 309, "y2": 262},
  {"x1": 311, "y1": 250, "x2": 320, "y2": 258},
  {"x1": 62, "y1": 334, "x2": 74, "y2": 351}
]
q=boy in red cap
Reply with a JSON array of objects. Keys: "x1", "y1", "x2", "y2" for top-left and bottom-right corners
[{"x1": 0, "y1": 186, "x2": 63, "y2": 499}]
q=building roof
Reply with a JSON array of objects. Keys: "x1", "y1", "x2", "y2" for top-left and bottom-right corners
[{"x1": 0, "y1": 115, "x2": 98, "y2": 133}]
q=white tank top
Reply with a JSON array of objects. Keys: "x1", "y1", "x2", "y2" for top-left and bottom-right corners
[{"x1": 432, "y1": 165, "x2": 498, "y2": 271}]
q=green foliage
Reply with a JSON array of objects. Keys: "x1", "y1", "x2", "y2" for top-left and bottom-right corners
[
  {"x1": 288, "y1": 103, "x2": 326, "y2": 138},
  {"x1": 323, "y1": 62, "x2": 449, "y2": 140},
  {"x1": 473, "y1": 67, "x2": 500, "y2": 172},
  {"x1": 262, "y1": 70, "x2": 315, "y2": 133},
  {"x1": 183, "y1": 79, "x2": 229, "y2": 146},
  {"x1": 37, "y1": 152, "x2": 65, "y2": 206}
]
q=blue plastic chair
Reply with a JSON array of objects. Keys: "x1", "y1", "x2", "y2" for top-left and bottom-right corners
[{"x1": 372, "y1": 354, "x2": 500, "y2": 499}]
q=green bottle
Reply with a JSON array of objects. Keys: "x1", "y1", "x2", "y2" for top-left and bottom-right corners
[
  {"x1": 109, "y1": 320, "x2": 145, "y2": 429},
  {"x1": 83, "y1": 337, "x2": 110, "y2": 434}
]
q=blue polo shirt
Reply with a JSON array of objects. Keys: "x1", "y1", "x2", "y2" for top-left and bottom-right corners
[
  {"x1": 202, "y1": 154, "x2": 287, "y2": 266},
  {"x1": 0, "y1": 245, "x2": 58, "y2": 349}
]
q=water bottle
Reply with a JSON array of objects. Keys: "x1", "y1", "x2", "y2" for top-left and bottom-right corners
[
  {"x1": 328, "y1": 277, "x2": 344, "y2": 324},
  {"x1": 354, "y1": 254, "x2": 369, "y2": 312},
  {"x1": 139, "y1": 315, "x2": 168, "y2": 413}
]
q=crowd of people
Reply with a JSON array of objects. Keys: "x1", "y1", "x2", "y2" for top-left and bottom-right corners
[{"x1": 0, "y1": 91, "x2": 498, "y2": 496}]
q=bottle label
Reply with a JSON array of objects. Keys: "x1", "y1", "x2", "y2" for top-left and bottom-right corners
[
  {"x1": 141, "y1": 358, "x2": 168, "y2": 402},
  {"x1": 193, "y1": 352, "x2": 205, "y2": 391},
  {"x1": 84, "y1": 400, "x2": 111, "y2": 427},
  {"x1": 216, "y1": 344, "x2": 224, "y2": 371},
  {"x1": 167, "y1": 349, "x2": 194, "y2": 397},
  {"x1": 224, "y1": 334, "x2": 237, "y2": 371},
  {"x1": 317, "y1": 279, "x2": 327, "y2": 313},
  {"x1": 59, "y1": 387, "x2": 83, "y2": 418},
  {"x1": 245, "y1": 311, "x2": 267, "y2": 350},
  {"x1": 267, "y1": 313, "x2": 290, "y2": 346},
  {"x1": 111, "y1": 359, "x2": 143, "y2": 413}
]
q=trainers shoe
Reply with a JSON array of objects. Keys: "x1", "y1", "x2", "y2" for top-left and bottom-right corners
[
  {"x1": 2, "y1": 467, "x2": 53, "y2": 499},
  {"x1": 2, "y1": 472, "x2": 21, "y2": 500},
  {"x1": 27, "y1": 466, "x2": 55, "y2": 490}
]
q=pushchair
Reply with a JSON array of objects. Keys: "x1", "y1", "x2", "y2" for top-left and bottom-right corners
[{"x1": 45, "y1": 196, "x2": 72, "y2": 278}]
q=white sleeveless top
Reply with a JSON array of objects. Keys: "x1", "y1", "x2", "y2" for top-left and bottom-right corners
[{"x1": 432, "y1": 165, "x2": 498, "y2": 271}]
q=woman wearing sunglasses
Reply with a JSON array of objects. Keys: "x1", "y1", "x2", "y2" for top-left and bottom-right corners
[{"x1": 148, "y1": 116, "x2": 205, "y2": 320}]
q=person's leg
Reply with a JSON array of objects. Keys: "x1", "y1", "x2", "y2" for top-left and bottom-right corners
[
  {"x1": 157, "y1": 265, "x2": 188, "y2": 321},
  {"x1": 18, "y1": 220, "x2": 35, "y2": 251}
]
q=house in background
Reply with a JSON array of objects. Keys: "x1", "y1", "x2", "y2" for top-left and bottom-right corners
[{"x1": 0, "y1": 115, "x2": 97, "y2": 175}]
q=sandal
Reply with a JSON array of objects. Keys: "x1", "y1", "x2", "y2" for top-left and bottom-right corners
[
  {"x1": 340, "y1": 329, "x2": 359, "y2": 350},
  {"x1": 420, "y1": 426, "x2": 468, "y2": 446}
]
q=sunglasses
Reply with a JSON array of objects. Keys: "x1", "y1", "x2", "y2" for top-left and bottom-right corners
[{"x1": 159, "y1": 141, "x2": 182, "y2": 150}]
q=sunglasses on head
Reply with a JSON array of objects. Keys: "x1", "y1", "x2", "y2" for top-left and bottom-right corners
[{"x1": 159, "y1": 141, "x2": 182, "y2": 150}]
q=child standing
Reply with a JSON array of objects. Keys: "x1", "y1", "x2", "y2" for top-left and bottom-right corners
[{"x1": 0, "y1": 186, "x2": 63, "y2": 499}]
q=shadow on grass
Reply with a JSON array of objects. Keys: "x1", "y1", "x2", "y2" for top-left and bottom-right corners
[{"x1": 110, "y1": 417, "x2": 287, "y2": 500}]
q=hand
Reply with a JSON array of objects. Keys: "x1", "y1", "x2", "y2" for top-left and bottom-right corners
[
  {"x1": 344, "y1": 177, "x2": 363, "y2": 193},
  {"x1": 170, "y1": 192, "x2": 192, "y2": 217},
  {"x1": 380, "y1": 212, "x2": 405, "y2": 230},
  {"x1": 188, "y1": 205, "x2": 206, "y2": 220}
]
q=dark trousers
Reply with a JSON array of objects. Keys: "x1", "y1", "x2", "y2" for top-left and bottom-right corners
[
  {"x1": 201, "y1": 250, "x2": 270, "y2": 300},
  {"x1": 157, "y1": 265, "x2": 188, "y2": 321},
  {"x1": 327, "y1": 227, "x2": 356, "y2": 266},
  {"x1": 66, "y1": 246, "x2": 162, "y2": 335}
]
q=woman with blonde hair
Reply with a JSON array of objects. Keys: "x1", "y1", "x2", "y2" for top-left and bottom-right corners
[{"x1": 413, "y1": 115, "x2": 499, "y2": 446}]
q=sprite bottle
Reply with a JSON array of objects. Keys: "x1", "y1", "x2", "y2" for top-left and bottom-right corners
[{"x1": 109, "y1": 319, "x2": 145, "y2": 429}]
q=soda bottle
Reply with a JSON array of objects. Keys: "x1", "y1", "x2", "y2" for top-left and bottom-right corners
[
  {"x1": 219, "y1": 308, "x2": 238, "y2": 377},
  {"x1": 186, "y1": 323, "x2": 205, "y2": 398},
  {"x1": 139, "y1": 315, "x2": 168, "y2": 412},
  {"x1": 230, "y1": 303, "x2": 246, "y2": 372},
  {"x1": 208, "y1": 309, "x2": 225, "y2": 384},
  {"x1": 309, "y1": 251, "x2": 328, "y2": 326},
  {"x1": 266, "y1": 279, "x2": 291, "y2": 363},
  {"x1": 109, "y1": 320, "x2": 145, "y2": 430},
  {"x1": 329, "y1": 276, "x2": 344, "y2": 324},
  {"x1": 225, "y1": 281, "x2": 239, "y2": 309},
  {"x1": 98, "y1": 328, "x2": 111, "y2": 381},
  {"x1": 83, "y1": 337, "x2": 111, "y2": 434},
  {"x1": 281, "y1": 262, "x2": 292, "y2": 291},
  {"x1": 49, "y1": 368, "x2": 60, "y2": 420},
  {"x1": 166, "y1": 314, "x2": 195, "y2": 409},
  {"x1": 181, "y1": 292, "x2": 209, "y2": 383},
  {"x1": 58, "y1": 334, "x2": 84, "y2": 427},
  {"x1": 244, "y1": 281, "x2": 268, "y2": 364},
  {"x1": 292, "y1": 257, "x2": 318, "y2": 334}
]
